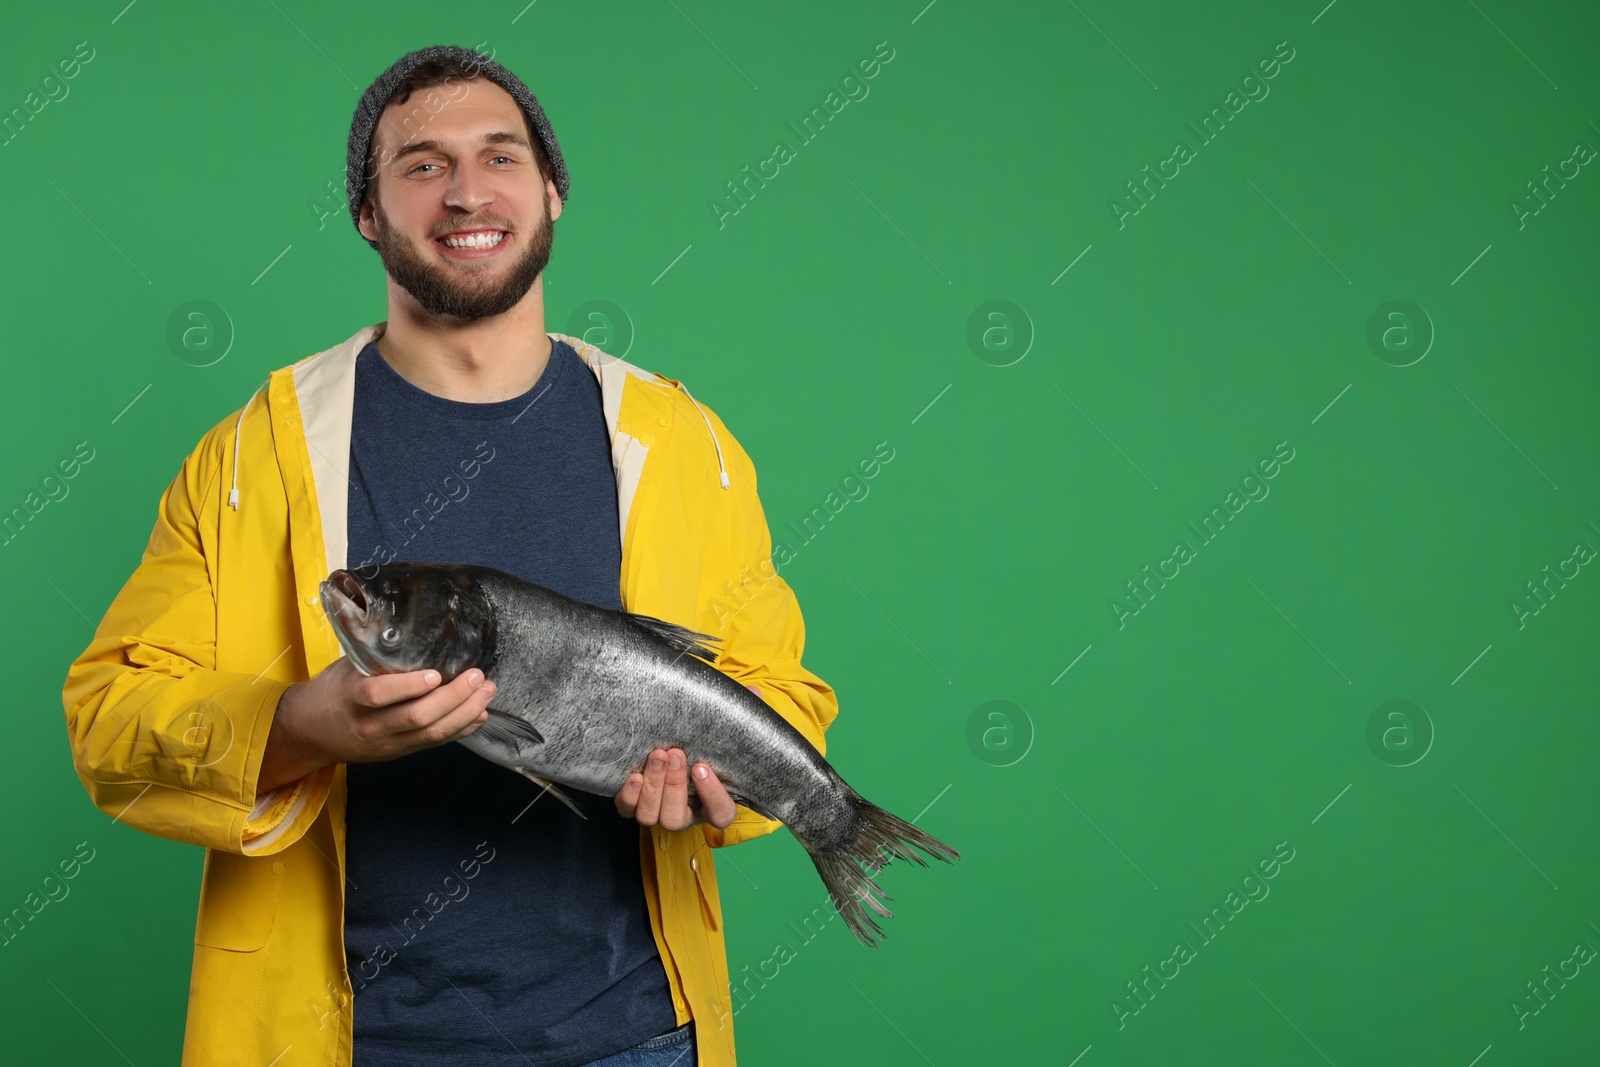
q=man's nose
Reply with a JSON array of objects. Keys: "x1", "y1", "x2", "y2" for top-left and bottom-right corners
[{"x1": 445, "y1": 162, "x2": 495, "y2": 214}]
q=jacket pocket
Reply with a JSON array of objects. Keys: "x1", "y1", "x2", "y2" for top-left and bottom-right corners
[
  {"x1": 690, "y1": 844, "x2": 721, "y2": 931},
  {"x1": 193, "y1": 848, "x2": 282, "y2": 952}
]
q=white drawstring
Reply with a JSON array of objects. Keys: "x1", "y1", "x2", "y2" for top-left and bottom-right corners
[
  {"x1": 228, "y1": 381, "x2": 268, "y2": 510},
  {"x1": 675, "y1": 380, "x2": 730, "y2": 490}
]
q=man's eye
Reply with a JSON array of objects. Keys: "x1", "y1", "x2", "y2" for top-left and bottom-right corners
[
  {"x1": 410, "y1": 163, "x2": 440, "y2": 175},
  {"x1": 490, "y1": 155, "x2": 513, "y2": 164}
]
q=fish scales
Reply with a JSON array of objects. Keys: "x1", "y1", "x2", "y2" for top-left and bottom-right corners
[{"x1": 467, "y1": 573, "x2": 835, "y2": 831}]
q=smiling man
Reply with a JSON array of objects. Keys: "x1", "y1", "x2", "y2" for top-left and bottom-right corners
[{"x1": 62, "y1": 43, "x2": 838, "y2": 1067}]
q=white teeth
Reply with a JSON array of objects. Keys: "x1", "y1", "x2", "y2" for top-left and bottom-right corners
[{"x1": 441, "y1": 231, "x2": 505, "y2": 249}]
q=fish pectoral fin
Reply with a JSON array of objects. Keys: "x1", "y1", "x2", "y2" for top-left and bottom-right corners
[
  {"x1": 624, "y1": 612, "x2": 721, "y2": 663},
  {"x1": 517, "y1": 768, "x2": 589, "y2": 820},
  {"x1": 475, "y1": 708, "x2": 545, "y2": 750}
]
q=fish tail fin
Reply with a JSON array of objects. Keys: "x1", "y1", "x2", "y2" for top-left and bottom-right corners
[{"x1": 805, "y1": 797, "x2": 960, "y2": 949}]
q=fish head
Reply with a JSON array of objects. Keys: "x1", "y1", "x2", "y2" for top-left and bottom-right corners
[{"x1": 319, "y1": 563, "x2": 496, "y2": 679}]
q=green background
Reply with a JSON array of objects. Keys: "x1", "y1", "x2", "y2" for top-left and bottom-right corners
[{"x1": 3, "y1": 0, "x2": 1598, "y2": 1063}]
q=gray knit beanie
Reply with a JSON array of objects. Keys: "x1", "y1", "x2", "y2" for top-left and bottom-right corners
[{"x1": 346, "y1": 44, "x2": 570, "y2": 249}]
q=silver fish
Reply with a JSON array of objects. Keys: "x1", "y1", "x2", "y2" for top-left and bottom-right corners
[{"x1": 319, "y1": 561, "x2": 958, "y2": 947}]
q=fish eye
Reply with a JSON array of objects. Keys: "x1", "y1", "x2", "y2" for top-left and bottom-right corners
[{"x1": 380, "y1": 626, "x2": 402, "y2": 646}]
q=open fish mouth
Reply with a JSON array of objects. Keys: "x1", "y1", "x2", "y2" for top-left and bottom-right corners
[
  {"x1": 319, "y1": 570, "x2": 380, "y2": 675},
  {"x1": 320, "y1": 570, "x2": 369, "y2": 628}
]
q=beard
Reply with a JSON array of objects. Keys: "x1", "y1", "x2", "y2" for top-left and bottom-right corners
[{"x1": 370, "y1": 189, "x2": 554, "y2": 322}]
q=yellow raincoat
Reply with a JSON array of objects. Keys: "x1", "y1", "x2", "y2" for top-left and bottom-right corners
[{"x1": 61, "y1": 323, "x2": 839, "y2": 1066}]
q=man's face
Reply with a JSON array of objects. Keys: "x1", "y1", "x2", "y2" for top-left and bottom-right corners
[{"x1": 358, "y1": 78, "x2": 560, "y2": 322}]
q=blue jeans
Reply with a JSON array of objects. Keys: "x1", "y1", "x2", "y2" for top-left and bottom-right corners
[{"x1": 579, "y1": 1021, "x2": 696, "y2": 1066}]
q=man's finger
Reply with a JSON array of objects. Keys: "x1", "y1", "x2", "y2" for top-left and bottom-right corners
[
  {"x1": 376, "y1": 669, "x2": 491, "y2": 734},
  {"x1": 614, "y1": 772, "x2": 644, "y2": 818},
  {"x1": 634, "y1": 748, "x2": 668, "y2": 824},
  {"x1": 392, "y1": 679, "x2": 495, "y2": 747},
  {"x1": 659, "y1": 748, "x2": 692, "y2": 830},
  {"x1": 690, "y1": 761, "x2": 739, "y2": 828},
  {"x1": 359, "y1": 666, "x2": 443, "y2": 708}
]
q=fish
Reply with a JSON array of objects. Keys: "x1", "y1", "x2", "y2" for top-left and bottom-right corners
[{"x1": 319, "y1": 561, "x2": 959, "y2": 947}]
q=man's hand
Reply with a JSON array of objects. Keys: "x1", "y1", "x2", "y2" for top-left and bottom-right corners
[
  {"x1": 257, "y1": 657, "x2": 495, "y2": 796},
  {"x1": 613, "y1": 685, "x2": 761, "y2": 830}
]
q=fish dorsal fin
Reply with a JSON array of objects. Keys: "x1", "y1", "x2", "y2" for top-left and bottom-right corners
[{"x1": 626, "y1": 612, "x2": 720, "y2": 663}]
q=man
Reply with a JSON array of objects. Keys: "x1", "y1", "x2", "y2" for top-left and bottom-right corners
[{"x1": 61, "y1": 44, "x2": 838, "y2": 1067}]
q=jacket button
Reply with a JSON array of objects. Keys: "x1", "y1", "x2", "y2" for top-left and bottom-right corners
[
  {"x1": 271, "y1": 861, "x2": 284, "y2": 875},
  {"x1": 690, "y1": 857, "x2": 698, "y2": 870},
  {"x1": 657, "y1": 416, "x2": 669, "y2": 427}
]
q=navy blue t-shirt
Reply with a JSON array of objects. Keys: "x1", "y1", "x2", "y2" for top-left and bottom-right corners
[{"x1": 341, "y1": 336, "x2": 678, "y2": 1066}]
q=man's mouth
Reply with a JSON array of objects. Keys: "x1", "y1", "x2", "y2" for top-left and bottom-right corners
[{"x1": 435, "y1": 229, "x2": 510, "y2": 255}]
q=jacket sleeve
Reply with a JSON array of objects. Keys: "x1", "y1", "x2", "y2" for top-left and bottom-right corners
[
  {"x1": 61, "y1": 418, "x2": 332, "y2": 857},
  {"x1": 689, "y1": 409, "x2": 840, "y2": 849}
]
